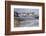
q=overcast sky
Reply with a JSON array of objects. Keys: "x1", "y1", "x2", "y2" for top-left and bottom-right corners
[{"x1": 14, "y1": 8, "x2": 39, "y2": 14}]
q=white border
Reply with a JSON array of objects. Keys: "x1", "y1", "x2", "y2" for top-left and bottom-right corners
[{"x1": 11, "y1": 5, "x2": 42, "y2": 31}]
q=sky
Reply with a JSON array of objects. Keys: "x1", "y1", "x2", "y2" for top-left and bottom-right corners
[{"x1": 14, "y1": 8, "x2": 39, "y2": 15}]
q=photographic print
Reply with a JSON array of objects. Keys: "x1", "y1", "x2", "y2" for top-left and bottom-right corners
[
  {"x1": 14, "y1": 8, "x2": 39, "y2": 27},
  {"x1": 11, "y1": 5, "x2": 42, "y2": 31},
  {"x1": 5, "y1": 1, "x2": 45, "y2": 35}
]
